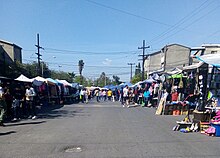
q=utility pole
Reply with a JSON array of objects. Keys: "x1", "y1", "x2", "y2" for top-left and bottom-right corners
[
  {"x1": 35, "y1": 33, "x2": 44, "y2": 76},
  {"x1": 128, "y1": 63, "x2": 135, "y2": 82},
  {"x1": 138, "y1": 40, "x2": 150, "y2": 81}
]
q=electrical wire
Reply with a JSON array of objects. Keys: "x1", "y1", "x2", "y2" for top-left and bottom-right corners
[
  {"x1": 23, "y1": 58, "x2": 130, "y2": 69},
  {"x1": 147, "y1": 0, "x2": 213, "y2": 45},
  {"x1": 43, "y1": 47, "x2": 139, "y2": 54},
  {"x1": 84, "y1": 0, "x2": 171, "y2": 27},
  {"x1": 150, "y1": 4, "x2": 220, "y2": 46}
]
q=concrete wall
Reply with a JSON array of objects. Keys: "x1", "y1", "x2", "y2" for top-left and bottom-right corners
[
  {"x1": 14, "y1": 46, "x2": 22, "y2": 62},
  {"x1": 165, "y1": 44, "x2": 190, "y2": 70},
  {"x1": 148, "y1": 52, "x2": 162, "y2": 73},
  {"x1": 0, "y1": 40, "x2": 22, "y2": 64},
  {"x1": 204, "y1": 47, "x2": 220, "y2": 55}
]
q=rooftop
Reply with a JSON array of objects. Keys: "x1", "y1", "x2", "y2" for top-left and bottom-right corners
[{"x1": 0, "y1": 39, "x2": 22, "y2": 49}]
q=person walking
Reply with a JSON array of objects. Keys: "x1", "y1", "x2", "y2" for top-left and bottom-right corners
[
  {"x1": 120, "y1": 87, "x2": 124, "y2": 105},
  {"x1": 94, "y1": 89, "x2": 100, "y2": 102},
  {"x1": 138, "y1": 87, "x2": 143, "y2": 105},
  {"x1": 4, "y1": 88, "x2": 13, "y2": 120},
  {"x1": 25, "y1": 85, "x2": 37, "y2": 120},
  {"x1": 107, "y1": 89, "x2": 112, "y2": 101},
  {"x1": 143, "y1": 88, "x2": 151, "y2": 107},
  {"x1": 123, "y1": 86, "x2": 129, "y2": 108},
  {"x1": 115, "y1": 88, "x2": 119, "y2": 101}
]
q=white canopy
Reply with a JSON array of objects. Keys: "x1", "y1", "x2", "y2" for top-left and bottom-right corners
[
  {"x1": 183, "y1": 61, "x2": 204, "y2": 71},
  {"x1": 15, "y1": 74, "x2": 33, "y2": 82},
  {"x1": 165, "y1": 67, "x2": 182, "y2": 75},
  {"x1": 196, "y1": 54, "x2": 220, "y2": 68},
  {"x1": 31, "y1": 76, "x2": 46, "y2": 86},
  {"x1": 56, "y1": 79, "x2": 72, "y2": 87},
  {"x1": 33, "y1": 76, "x2": 47, "y2": 82},
  {"x1": 33, "y1": 76, "x2": 56, "y2": 86}
]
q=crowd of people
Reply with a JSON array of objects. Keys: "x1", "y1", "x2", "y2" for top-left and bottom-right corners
[
  {"x1": 0, "y1": 76, "x2": 199, "y2": 126},
  {"x1": 0, "y1": 82, "x2": 38, "y2": 126},
  {"x1": 79, "y1": 82, "x2": 160, "y2": 108},
  {"x1": 79, "y1": 77, "x2": 197, "y2": 111}
]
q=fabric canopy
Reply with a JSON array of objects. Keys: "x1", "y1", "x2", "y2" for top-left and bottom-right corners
[
  {"x1": 33, "y1": 76, "x2": 47, "y2": 82},
  {"x1": 121, "y1": 82, "x2": 133, "y2": 87},
  {"x1": 143, "y1": 78, "x2": 155, "y2": 83},
  {"x1": 33, "y1": 76, "x2": 56, "y2": 85},
  {"x1": 46, "y1": 78, "x2": 59, "y2": 85},
  {"x1": 15, "y1": 74, "x2": 32, "y2": 82},
  {"x1": 165, "y1": 67, "x2": 182, "y2": 75},
  {"x1": 196, "y1": 54, "x2": 220, "y2": 68},
  {"x1": 134, "y1": 81, "x2": 143, "y2": 87},
  {"x1": 183, "y1": 61, "x2": 204, "y2": 71},
  {"x1": 56, "y1": 79, "x2": 72, "y2": 87}
]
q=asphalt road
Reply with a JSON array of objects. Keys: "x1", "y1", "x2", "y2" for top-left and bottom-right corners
[{"x1": 1, "y1": 100, "x2": 220, "y2": 158}]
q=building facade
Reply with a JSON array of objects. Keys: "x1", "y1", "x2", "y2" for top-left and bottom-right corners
[
  {"x1": 145, "y1": 44, "x2": 191, "y2": 76},
  {"x1": 0, "y1": 40, "x2": 22, "y2": 64},
  {"x1": 0, "y1": 40, "x2": 22, "y2": 76}
]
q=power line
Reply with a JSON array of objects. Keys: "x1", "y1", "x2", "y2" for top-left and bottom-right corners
[
  {"x1": 84, "y1": 0, "x2": 171, "y2": 27},
  {"x1": 23, "y1": 49, "x2": 139, "y2": 54},
  {"x1": 43, "y1": 47, "x2": 139, "y2": 54},
  {"x1": 204, "y1": 28, "x2": 220, "y2": 40},
  {"x1": 150, "y1": 4, "x2": 220, "y2": 46},
  {"x1": 23, "y1": 58, "x2": 129, "y2": 68},
  {"x1": 147, "y1": 0, "x2": 213, "y2": 45}
]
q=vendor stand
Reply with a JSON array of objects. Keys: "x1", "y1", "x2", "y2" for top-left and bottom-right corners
[
  {"x1": 56, "y1": 79, "x2": 73, "y2": 104},
  {"x1": 173, "y1": 54, "x2": 220, "y2": 136},
  {"x1": 33, "y1": 76, "x2": 59, "y2": 105},
  {"x1": 46, "y1": 78, "x2": 60, "y2": 105}
]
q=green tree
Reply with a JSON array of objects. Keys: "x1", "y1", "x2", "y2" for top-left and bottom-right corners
[
  {"x1": 135, "y1": 63, "x2": 141, "y2": 75},
  {"x1": 74, "y1": 75, "x2": 88, "y2": 86},
  {"x1": 50, "y1": 70, "x2": 75, "y2": 83},
  {"x1": 112, "y1": 75, "x2": 121, "y2": 85},
  {"x1": 41, "y1": 62, "x2": 51, "y2": 78},
  {"x1": 94, "y1": 72, "x2": 111, "y2": 87},
  {"x1": 131, "y1": 73, "x2": 147, "y2": 84}
]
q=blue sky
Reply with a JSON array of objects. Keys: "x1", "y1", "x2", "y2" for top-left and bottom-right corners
[{"x1": 1, "y1": 0, "x2": 220, "y2": 81}]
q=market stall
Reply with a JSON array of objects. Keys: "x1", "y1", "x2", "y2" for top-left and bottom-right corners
[
  {"x1": 56, "y1": 79, "x2": 75, "y2": 104},
  {"x1": 173, "y1": 54, "x2": 220, "y2": 136},
  {"x1": 46, "y1": 78, "x2": 60, "y2": 105},
  {"x1": 32, "y1": 76, "x2": 59, "y2": 105}
]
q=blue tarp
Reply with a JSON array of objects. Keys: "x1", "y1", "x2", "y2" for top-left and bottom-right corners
[
  {"x1": 123, "y1": 82, "x2": 133, "y2": 87},
  {"x1": 103, "y1": 84, "x2": 116, "y2": 90}
]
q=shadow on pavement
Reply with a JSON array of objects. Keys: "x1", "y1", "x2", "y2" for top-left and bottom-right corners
[
  {"x1": 36, "y1": 104, "x2": 87, "y2": 119},
  {"x1": 0, "y1": 131, "x2": 16, "y2": 136},
  {"x1": 6, "y1": 121, "x2": 46, "y2": 127}
]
